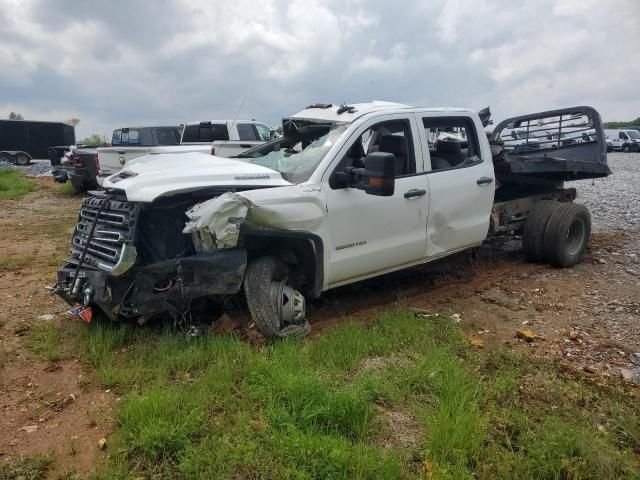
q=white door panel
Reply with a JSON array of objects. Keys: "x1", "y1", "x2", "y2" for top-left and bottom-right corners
[
  {"x1": 425, "y1": 163, "x2": 494, "y2": 256},
  {"x1": 415, "y1": 112, "x2": 495, "y2": 257},
  {"x1": 326, "y1": 176, "x2": 428, "y2": 284},
  {"x1": 323, "y1": 113, "x2": 428, "y2": 285}
]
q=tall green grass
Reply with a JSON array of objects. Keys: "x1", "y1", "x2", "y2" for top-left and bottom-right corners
[
  {"x1": 68, "y1": 311, "x2": 640, "y2": 479},
  {"x1": 0, "y1": 168, "x2": 36, "y2": 199}
]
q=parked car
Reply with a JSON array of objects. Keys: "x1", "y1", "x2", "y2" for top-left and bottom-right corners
[
  {"x1": 97, "y1": 121, "x2": 275, "y2": 184},
  {"x1": 54, "y1": 103, "x2": 609, "y2": 340},
  {"x1": 604, "y1": 129, "x2": 640, "y2": 152}
]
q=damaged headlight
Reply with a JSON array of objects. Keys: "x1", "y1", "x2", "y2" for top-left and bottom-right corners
[{"x1": 109, "y1": 170, "x2": 138, "y2": 183}]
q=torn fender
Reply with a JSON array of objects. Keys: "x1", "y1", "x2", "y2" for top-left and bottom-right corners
[
  {"x1": 183, "y1": 186, "x2": 327, "y2": 251},
  {"x1": 183, "y1": 192, "x2": 254, "y2": 250}
]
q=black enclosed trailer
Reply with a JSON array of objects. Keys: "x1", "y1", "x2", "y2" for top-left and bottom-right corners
[{"x1": 0, "y1": 120, "x2": 76, "y2": 164}]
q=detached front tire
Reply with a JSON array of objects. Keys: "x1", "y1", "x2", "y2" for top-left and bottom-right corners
[
  {"x1": 543, "y1": 203, "x2": 591, "y2": 267},
  {"x1": 244, "y1": 256, "x2": 310, "y2": 339}
]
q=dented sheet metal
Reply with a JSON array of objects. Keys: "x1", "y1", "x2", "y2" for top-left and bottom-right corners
[
  {"x1": 183, "y1": 192, "x2": 254, "y2": 250},
  {"x1": 183, "y1": 186, "x2": 328, "y2": 251}
]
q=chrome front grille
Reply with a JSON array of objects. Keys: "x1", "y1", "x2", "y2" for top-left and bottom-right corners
[{"x1": 70, "y1": 194, "x2": 140, "y2": 275}]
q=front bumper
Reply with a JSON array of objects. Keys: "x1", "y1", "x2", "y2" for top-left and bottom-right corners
[{"x1": 56, "y1": 249, "x2": 247, "y2": 319}]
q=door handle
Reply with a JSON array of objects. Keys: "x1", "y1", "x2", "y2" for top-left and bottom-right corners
[
  {"x1": 240, "y1": 144, "x2": 252, "y2": 148},
  {"x1": 404, "y1": 189, "x2": 426, "y2": 198},
  {"x1": 477, "y1": 177, "x2": 493, "y2": 185}
]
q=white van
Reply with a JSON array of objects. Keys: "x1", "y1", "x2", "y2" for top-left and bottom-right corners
[{"x1": 604, "y1": 129, "x2": 640, "y2": 152}]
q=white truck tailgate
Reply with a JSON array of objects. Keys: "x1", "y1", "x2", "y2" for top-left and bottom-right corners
[{"x1": 97, "y1": 147, "x2": 151, "y2": 184}]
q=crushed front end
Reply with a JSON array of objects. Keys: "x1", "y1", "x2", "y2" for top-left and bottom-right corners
[{"x1": 55, "y1": 191, "x2": 247, "y2": 322}]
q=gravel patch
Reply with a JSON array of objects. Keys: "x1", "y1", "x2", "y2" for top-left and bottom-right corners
[
  {"x1": 0, "y1": 159, "x2": 53, "y2": 177},
  {"x1": 575, "y1": 152, "x2": 640, "y2": 231}
]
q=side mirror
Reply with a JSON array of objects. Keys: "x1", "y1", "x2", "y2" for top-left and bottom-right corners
[
  {"x1": 270, "y1": 129, "x2": 277, "y2": 139},
  {"x1": 358, "y1": 152, "x2": 395, "y2": 196}
]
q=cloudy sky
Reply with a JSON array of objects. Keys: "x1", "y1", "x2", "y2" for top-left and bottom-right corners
[{"x1": 1, "y1": 0, "x2": 638, "y2": 139}]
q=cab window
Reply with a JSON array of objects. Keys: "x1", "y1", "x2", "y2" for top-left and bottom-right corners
[
  {"x1": 619, "y1": 132, "x2": 628, "y2": 140},
  {"x1": 255, "y1": 123, "x2": 272, "y2": 142},
  {"x1": 422, "y1": 117, "x2": 481, "y2": 171},
  {"x1": 237, "y1": 123, "x2": 258, "y2": 141},
  {"x1": 330, "y1": 119, "x2": 416, "y2": 189}
]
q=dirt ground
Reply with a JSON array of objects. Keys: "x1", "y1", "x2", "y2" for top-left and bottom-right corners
[{"x1": 1, "y1": 176, "x2": 639, "y2": 476}]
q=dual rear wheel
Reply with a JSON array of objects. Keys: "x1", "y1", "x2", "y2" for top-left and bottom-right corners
[{"x1": 523, "y1": 201, "x2": 591, "y2": 267}]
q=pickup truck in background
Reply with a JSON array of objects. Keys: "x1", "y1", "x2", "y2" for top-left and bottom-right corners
[
  {"x1": 181, "y1": 120, "x2": 275, "y2": 157},
  {"x1": 51, "y1": 145, "x2": 103, "y2": 192},
  {"x1": 97, "y1": 121, "x2": 275, "y2": 185},
  {"x1": 55, "y1": 102, "x2": 609, "y2": 340},
  {"x1": 96, "y1": 126, "x2": 189, "y2": 185}
]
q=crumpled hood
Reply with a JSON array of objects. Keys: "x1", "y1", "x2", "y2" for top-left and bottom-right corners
[{"x1": 102, "y1": 152, "x2": 292, "y2": 202}]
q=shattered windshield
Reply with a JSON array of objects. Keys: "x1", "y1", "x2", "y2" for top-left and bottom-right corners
[{"x1": 236, "y1": 119, "x2": 348, "y2": 183}]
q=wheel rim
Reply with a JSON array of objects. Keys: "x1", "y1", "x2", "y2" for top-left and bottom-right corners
[
  {"x1": 270, "y1": 280, "x2": 305, "y2": 325},
  {"x1": 566, "y1": 218, "x2": 586, "y2": 256}
]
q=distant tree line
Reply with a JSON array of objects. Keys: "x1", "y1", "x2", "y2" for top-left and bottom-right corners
[
  {"x1": 603, "y1": 117, "x2": 640, "y2": 129},
  {"x1": 8, "y1": 112, "x2": 24, "y2": 120},
  {"x1": 78, "y1": 134, "x2": 109, "y2": 146}
]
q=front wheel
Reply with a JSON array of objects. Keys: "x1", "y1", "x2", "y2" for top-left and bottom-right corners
[
  {"x1": 244, "y1": 256, "x2": 310, "y2": 339},
  {"x1": 622, "y1": 144, "x2": 631, "y2": 153}
]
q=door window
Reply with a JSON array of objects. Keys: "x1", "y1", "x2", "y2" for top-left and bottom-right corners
[
  {"x1": 254, "y1": 123, "x2": 272, "y2": 141},
  {"x1": 182, "y1": 123, "x2": 229, "y2": 142},
  {"x1": 422, "y1": 117, "x2": 481, "y2": 171},
  {"x1": 619, "y1": 132, "x2": 628, "y2": 140},
  {"x1": 330, "y1": 119, "x2": 416, "y2": 188},
  {"x1": 237, "y1": 123, "x2": 259, "y2": 141}
]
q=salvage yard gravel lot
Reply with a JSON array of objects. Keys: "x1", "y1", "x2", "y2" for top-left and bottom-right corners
[{"x1": 0, "y1": 153, "x2": 639, "y2": 478}]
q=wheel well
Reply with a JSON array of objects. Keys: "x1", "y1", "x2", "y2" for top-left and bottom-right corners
[{"x1": 242, "y1": 229, "x2": 323, "y2": 298}]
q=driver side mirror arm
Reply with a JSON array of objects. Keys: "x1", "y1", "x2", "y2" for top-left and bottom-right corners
[{"x1": 334, "y1": 152, "x2": 396, "y2": 196}]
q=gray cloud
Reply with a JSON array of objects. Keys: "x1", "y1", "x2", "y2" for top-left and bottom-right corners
[{"x1": 0, "y1": 0, "x2": 638, "y2": 139}]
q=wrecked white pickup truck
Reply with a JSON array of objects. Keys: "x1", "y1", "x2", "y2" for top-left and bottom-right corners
[{"x1": 54, "y1": 102, "x2": 610, "y2": 338}]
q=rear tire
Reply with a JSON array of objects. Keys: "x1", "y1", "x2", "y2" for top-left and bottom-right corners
[
  {"x1": 244, "y1": 256, "x2": 310, "y2": 339},
  {"x1": 522, "y1": 200, "x2": 558, "y2": 262},
  {"x1": 15, "y1": 153, "x2": 30, "y2": 166},
  {"x1": 542, "y1": 203, "x2": 591, "y2": 267}
]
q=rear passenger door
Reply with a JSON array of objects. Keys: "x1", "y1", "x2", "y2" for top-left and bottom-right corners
[{"x1": 417, "y1": 114, "x2": 495, "y2": 257}]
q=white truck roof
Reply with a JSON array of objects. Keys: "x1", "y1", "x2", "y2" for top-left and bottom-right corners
[
  {"x1": 289, "y1": 101, "x2": 473, "y2": 123},
  {"x1": 183, "y1": 120, "x2": 264, "y2": 125}
]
